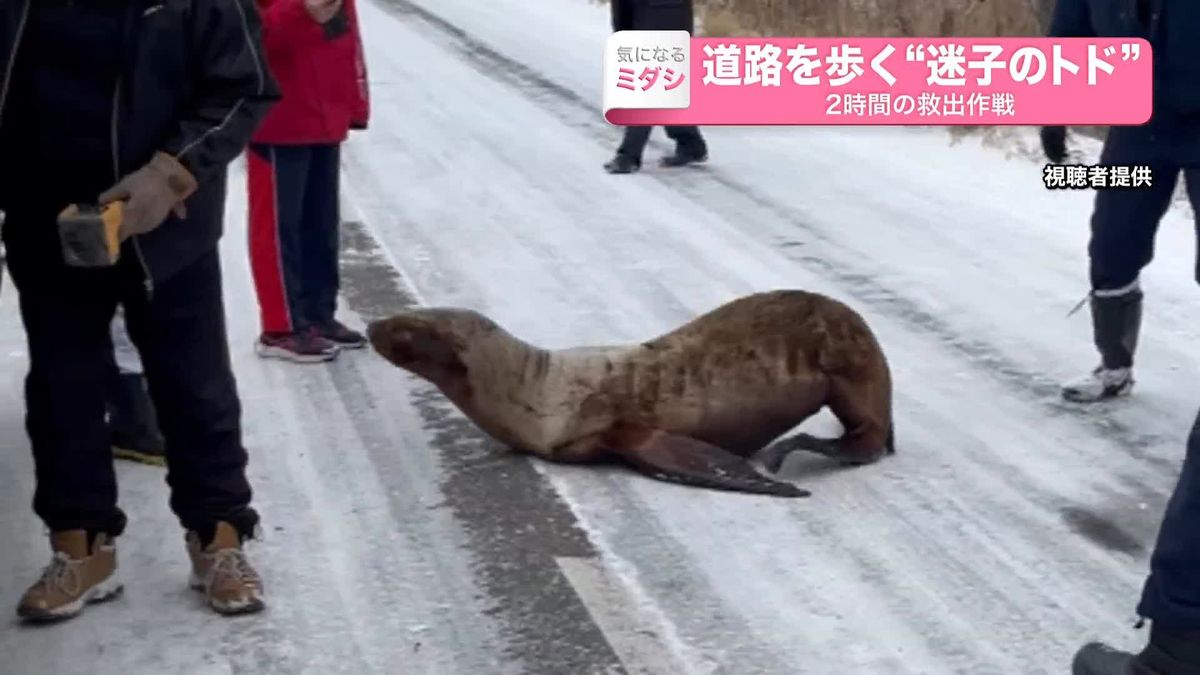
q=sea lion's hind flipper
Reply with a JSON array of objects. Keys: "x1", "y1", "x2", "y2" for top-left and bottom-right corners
[
  {"x1": 600, "y1": 424, "x2": 810, "y2": 498},
  {"x1": 755, "y1": 432, "x2": 840, "y2": 472}
]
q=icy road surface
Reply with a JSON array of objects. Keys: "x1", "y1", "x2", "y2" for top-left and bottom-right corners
[{"x1": 2, "y1": 0, "x2": 1198, "y2": 673}]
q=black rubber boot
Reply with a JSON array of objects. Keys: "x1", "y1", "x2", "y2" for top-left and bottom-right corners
[
  {"x1": 1073, "y1": 626, "x2": 1200, "y2": 675},
  {"x1": 106, "y1": 368, "x2": 166, "y2": 467},
  {"x1": 1063, "y1": 289, "x2": 1142, "y2": 402},
  {"x1": 1093, "y1": 289, "x2": 1143, "y2": 371}
]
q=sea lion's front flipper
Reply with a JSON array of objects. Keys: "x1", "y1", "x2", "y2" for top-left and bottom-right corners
[{"x1": 600, "y1": 424, "x2": 810, "y2": 498}]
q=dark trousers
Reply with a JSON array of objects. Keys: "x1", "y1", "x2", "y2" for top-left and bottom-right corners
[
  {"x1": 1, "y1": 212, "x2": 256, "y2": 541},
  {"x1": 1138, "y1": 405, "x2": 1200, "y2": 628},
  {"x1": 247, "y1": 143, "x2": 342, "y2": 335},
  {"x1": 1088, "y1": 124, "x2": 1200, "y2": 292},
  {"x1": 617, "y1": 125, "x2": 706, "y2": 161}
]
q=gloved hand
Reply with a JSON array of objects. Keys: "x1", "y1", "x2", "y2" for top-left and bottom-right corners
[
  {"x1": 98, "y1": 151, "x2": 197, "y2": 240},
  {"x1": 1040, "y1": 125, "x2": 1068, "y2": 163}
]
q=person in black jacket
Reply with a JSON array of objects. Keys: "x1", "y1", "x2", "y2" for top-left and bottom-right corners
[
  {"x1": 1071, "y1": 408, "x2": 1200, "y2": 674},
  {"x1": 604, "y1": 0, "x2": 708, "y2": 174},
  {"x1": 0, "y1": 0, "x2": 279, "y2": 620},
  {"x1": 1041, "y1": 0, "x2": 1200, "y2": 404},
  {"x1": 1046, "y1": 3, "x2": 1200, "y2": 670}
]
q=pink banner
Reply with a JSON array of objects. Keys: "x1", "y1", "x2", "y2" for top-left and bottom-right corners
[{"x1": 603, "y1": 37, "x2": 1153, "y2": 126}]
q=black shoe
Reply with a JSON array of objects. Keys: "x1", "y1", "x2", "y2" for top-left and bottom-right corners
[
  {"x1": 659, "y1": 146, "x2": 708, "y2": 168},
  {"x1": 107, "y1": 372, "x2": 166, "y2": 467},
  {"x1": 604, "y1": 154, "x2": 641, "y2": 174},
  {"x1": 1073, "y1": 626, "x2": 1200, "y2": 675},
  {"x1": 316, "y1": 320, "x2": 367, "y2": 350}
]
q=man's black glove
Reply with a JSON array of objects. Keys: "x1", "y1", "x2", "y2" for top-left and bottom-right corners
[{"x1": 1040, "y1": 125, "x2": 1068, "y2": 163}]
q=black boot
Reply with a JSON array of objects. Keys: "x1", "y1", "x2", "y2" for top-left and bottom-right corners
[
  {"x1": 659, "y1": 143, "x2": 708, "y2": 168},
  {"x1": 1062, "y1": 288, "x2": 1142, "y2": 403},
  {"x1": 1073, "y1": 625, "x2": 1200, "y2": 674},
  {"x1": 106, "y1": 369, "x2": 166, "y2": 467},
  {"x1": 603, "y1": 153, "x2": 641, "y2": 174}
]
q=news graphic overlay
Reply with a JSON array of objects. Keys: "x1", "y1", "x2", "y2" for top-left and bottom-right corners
[
  {"x1": 602, "y1": 35, "x2": 1152, "y2": 126},
  {"x1": 603, "y1": 31, "x2": 692, "y2": 114}
]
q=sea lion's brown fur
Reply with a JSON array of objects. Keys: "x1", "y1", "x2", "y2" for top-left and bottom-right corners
[{"x1": 366, "y1": 290, "x2": 894, "y2": 497}]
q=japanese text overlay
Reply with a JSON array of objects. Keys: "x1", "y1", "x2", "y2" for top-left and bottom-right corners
[{"x1": 602, "y1": 34, "x2": 1152, "y2": 126}]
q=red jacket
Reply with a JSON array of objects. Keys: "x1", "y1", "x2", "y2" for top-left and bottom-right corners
[{"x1": 252, "y1": 0, "x2": 370, "y2": 145}]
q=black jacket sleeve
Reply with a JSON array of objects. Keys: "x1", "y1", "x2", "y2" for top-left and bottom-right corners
[
  {"x1": 161, "y1": 0, "x2": 280, "y2": 185},
  {"x1": 1048, "y1": 0, "x2": 1095, "y2": 37},
  {"x1": 611, "y1": 0, "x2": 633, "y2": 32}
]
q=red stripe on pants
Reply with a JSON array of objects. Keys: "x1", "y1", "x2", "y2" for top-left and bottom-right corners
[{"x1": 247, "y1": 147, "x2": 293, "y2": 334}]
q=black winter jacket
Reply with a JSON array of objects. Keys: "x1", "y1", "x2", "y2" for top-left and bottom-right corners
[
  {"x1": 1049, "y1": 0, "x2": 1200, "y2": 125},
  {"x1": 0, "y1": 0, "x2": 280, "y2": 287},
  {"x1": 611, "y1": 0, "x2": 695, "y2": 34}
]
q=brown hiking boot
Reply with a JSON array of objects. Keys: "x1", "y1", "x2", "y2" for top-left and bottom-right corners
[
  {"x1": 186, "y1": 521, "x2": 264, "y2": 615},
  {"x1": 17, "y1": 530, "x2": 122, "y2": 622}
]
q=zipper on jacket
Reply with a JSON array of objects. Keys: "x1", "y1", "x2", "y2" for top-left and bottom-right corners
[
  {"x1": 0, "y1": 1, "x2": 31, "y2": 128},
  {"x1": 110, "y1": 76, "x2": 154, "y2": 300}
]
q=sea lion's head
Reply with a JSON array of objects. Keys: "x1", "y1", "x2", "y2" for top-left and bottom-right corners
[{"x1": 366, "y1": 307, "x2": 498, "y2": 385}]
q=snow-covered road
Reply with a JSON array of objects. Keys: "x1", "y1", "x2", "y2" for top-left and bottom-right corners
[{"x1": 2, "y1": 1, "x2": 1198, "y2": 673}]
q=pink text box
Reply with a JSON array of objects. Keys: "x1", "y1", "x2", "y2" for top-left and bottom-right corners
[{"x1": 604, "y1": 37, "x2": 1153, "y2": 126}]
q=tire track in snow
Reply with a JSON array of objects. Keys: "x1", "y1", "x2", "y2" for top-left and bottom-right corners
[{"x1": 332, "y1": 201, "x2": 697, "y2": 674}]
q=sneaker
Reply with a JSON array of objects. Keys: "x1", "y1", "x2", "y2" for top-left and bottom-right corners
[
  {"x1": 255, "y1": 330, "x2": 337, "y2": 363},
  {"x1": 603, "y1": 154, "x2": 641, "y2": 174},
  {"x1": 186, "y1": 522, "x2": 265, "y2": 616},
  {"x1": 316, "y1": 320, "x2": 367, "y2": 350},
  {"x1": 17, "y1": 530, "x2": 122, "y2": 622},
  {"x1": 1062, "y1": 366, "x2": 1134, "y2": 403}
]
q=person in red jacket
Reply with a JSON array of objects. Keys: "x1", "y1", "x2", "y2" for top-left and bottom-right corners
[{"x1": 248, "y1": 0, "x2": 370, "y2": 362}]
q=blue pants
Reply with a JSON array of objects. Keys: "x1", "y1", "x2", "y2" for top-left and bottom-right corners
[
  {"x1": 247, "y1": 143, "x2": 342, "y2": 334},
  {"x1": 1088, "y1": 124, "x2": 1200, "y2": 292},
  {"x1": 1138, "y1": 405, "x2": 1200, "y2": 628}
]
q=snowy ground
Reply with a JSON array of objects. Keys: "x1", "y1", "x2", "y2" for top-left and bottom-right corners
[{"x1": 2, "y1": 0, "x2": 1199, "y2": 673}]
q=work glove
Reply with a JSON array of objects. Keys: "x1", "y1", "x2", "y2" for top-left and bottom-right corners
[
  {"x1": 98, "y1": 151, "x2": 197, "y2": 240},
  {"x1": 1040, "y1": 125, "x2": 1068, "y2": 163}
]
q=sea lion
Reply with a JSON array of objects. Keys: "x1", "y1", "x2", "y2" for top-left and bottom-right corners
[{"x1": 366, "y1": 290, "x2": 895, "y2": 498}]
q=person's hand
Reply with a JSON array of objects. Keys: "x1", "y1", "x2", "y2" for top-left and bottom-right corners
[
  {"x1": 1040, "y1": 125, "x2": 1068, "y2": 163},
  {"x1": 304, "y1": 0, "x2": 343, "y2": 24},
  {"x1": 98, "y1": 152, "x2": 198, "y2": 240}
]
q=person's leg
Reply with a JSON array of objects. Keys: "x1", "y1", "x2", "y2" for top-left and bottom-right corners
[
  {"x1": 1189, "y1": 168, "x2": 1200, "y2": 288},
  {"x1": 302, "y1": 143, "x2": 364, "y2": 348},
  {"x1": 246, "y1": 143, "x2": 336, "y2": 363},
  {"x1": 606, "y1": 126, "x2": 653, "y2": 173},
  {"x1": 106, "y1": 307, "x2": 165, "y2": 466},
  {"x1": 661, "y1": 125, "x2": 708, "y2": 167},
  {"x1": 2, "y1": 210, "x2": 125, "y2": 622},
  {"x1": 1062, "y1": 127, "x2": 1179, "y2": 403},
  {"x1": 1072, "y1": 407, "x2": 1200, "y2": 674},
  {"x1": 120, "y1": 248, "x2": 264, "y2": 615}
]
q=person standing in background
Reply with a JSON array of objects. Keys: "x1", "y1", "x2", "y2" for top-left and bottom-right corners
[
  {"x1": 107, "y1": 310, "x2": 166, "y2": 467},
  {"x1": 603, "y1": 0, "x2": 708, "y2": 174},
  {"x1": 1041, "y1": 0, "x2": 1200, "y2": 404},
  {"x1": 248, "y1": 0, "x2": 371, "y2": 363}
]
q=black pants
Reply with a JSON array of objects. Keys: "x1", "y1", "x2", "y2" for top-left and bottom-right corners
[
  {"x1": 617, "y1": 125, "x2": 706, "y2": 161},
  {"x1": 1088, "y1": 124, "x2": 1200, "y2": 293},
  {"x1": 1138, "y1": 405, "x2": 1200, "y2": 628},
  {"x1": 2, "y1": 211, "x2": 257, "y2": 541},
  {"x1": 247, "y1": 143, "x2": 341, "y2": 334}
]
